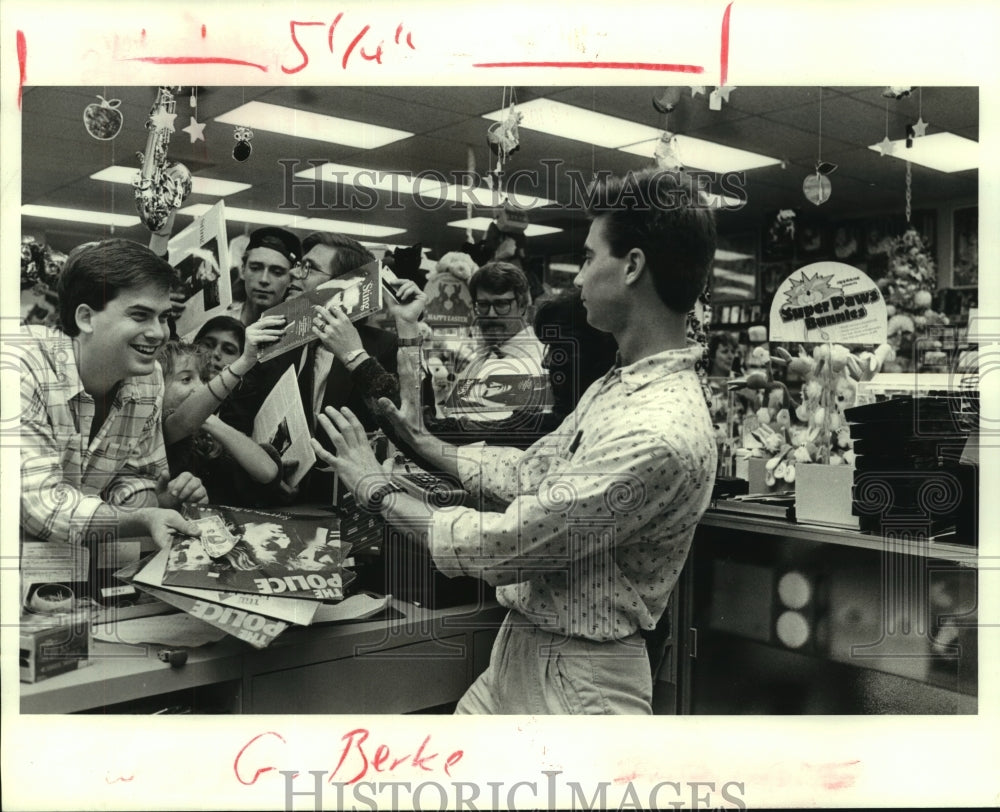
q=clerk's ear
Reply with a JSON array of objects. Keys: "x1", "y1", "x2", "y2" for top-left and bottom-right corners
[
  {"x1": 75, "y1": 304, "x2": 97, "y2": 335},
  {"x1": 623, "y1": 248, "x2": 647, "y2": 286}
]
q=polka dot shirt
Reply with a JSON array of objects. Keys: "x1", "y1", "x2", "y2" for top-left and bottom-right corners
[{"x1": 430, "y1": 342, "x2": 717, "y2": 641}]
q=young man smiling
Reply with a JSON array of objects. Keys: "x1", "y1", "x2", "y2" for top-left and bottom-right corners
[
  {"x1": 312, "y1": 168, "x2": 719, "y2": 714},
  {"x1": 20, "y1": 239, "x2": 205, "y2": 549}
]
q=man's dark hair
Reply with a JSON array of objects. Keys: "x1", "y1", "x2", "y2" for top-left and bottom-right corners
[
  {"x1": 302, "y1": 232, "x2": 375, "y2": 277},
  {"x1": 57, "y1": 239, "x2": 178, "y2": 337},
  {"x1": 586, "y1": 168, "x2": 716, "y2": 314},
  {"x1": 469, "y1": 261, "x2": 531, "y2": 309}
]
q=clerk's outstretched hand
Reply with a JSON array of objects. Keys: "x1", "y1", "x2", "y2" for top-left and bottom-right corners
[{"x1": 310, "y1": 407, "x2": 389, "y2": 499}]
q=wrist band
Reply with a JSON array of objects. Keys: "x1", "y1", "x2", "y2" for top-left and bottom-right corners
[
  {"x1": 397, "y1": 336, "x2": 424, "y2": 347},
  {"x1": 222, "y1": 365, "x2": 245, "y2": 388},
  {"x1": 206, "y1": 378, "x2": 227, "y2": 401}
]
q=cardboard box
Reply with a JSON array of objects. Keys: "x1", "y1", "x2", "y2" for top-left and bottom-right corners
[
  {"x1": 794, "y1": 463, "x2": 860, "y2": 530},
  {"x1": 19, "y1": 612, "x2": 91, "y2": 683}
]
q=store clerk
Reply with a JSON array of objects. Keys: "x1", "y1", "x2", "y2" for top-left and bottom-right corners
[
  {"x1": 19, "y1": 239, "x2": 206, "y2": 549},
  {"x1": 311, "y1": 168, "x2": 718, "y2": 715}
]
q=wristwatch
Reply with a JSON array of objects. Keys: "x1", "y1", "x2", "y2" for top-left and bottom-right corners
[
  {"x1": 342, "y1": 348, "x2": 368, "y2": 368},
  {"x1": 363, "y1": 481, "x2": 405, "y2": 513}
]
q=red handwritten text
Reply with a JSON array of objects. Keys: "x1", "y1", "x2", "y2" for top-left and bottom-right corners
[
  {"x1": 232, "y1": 729, "x2": 463, "y2": 787},
  {"x1": 331, "y1": 728, "x2": 463, "y2": 784},
  {"x1": 282, "y1": 15, "x2": 415, "y2": 74}
]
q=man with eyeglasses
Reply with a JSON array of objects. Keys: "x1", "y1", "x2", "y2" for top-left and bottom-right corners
[{"x1": 448, "y1": 261, "x2": 549, "y2": 420}]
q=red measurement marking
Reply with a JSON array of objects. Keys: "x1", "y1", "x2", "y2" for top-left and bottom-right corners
[
  {"x1": 473, "y1": 61, "x2": 704, "y2": 73},
  {"x1": 16, "y1": 30, "x2": 26, "y2": 109},
  {"x1": 105, "y1": 773, "x2": 135, "y2": 784},
  {"x1": 126, "y1": 55, "x2": 268, "y2": 71},
  {"x1": 283, "y1": 20, "x2": 325, "y2": 74},
  {"x1": 720, "y1": 2, "x2": 733, "y2": 86},
  {"x1": 341, "y1": 24, "x2": 371, "y2": 69}
]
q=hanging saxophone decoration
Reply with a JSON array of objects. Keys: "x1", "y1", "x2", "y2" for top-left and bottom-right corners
[{"x1": 133, "y1": 86, "x2": 193, "y2": 233}]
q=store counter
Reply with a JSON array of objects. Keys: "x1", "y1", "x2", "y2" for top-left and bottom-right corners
[
  {"x1": 680, "y1": 509, "x2": 978, "y2": 714},
  {"x1": 21, "y1": 598, "x2": 507, "y2": 715}
]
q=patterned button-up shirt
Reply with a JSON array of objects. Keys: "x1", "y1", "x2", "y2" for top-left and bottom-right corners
[
  {"x1": 430, "y1": 342, "x2": 717, "y2": 641},
  {"x1": 19, "y1": 326, "x2": 168, "y2": 542}
]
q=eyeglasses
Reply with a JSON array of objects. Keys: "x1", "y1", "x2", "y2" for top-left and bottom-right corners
[
  {"x1": 474, "y1": 298, "x2": 518, "y2": 316},
  {"x1": 289, "y1": 259, "x2": 332, "y2": 280}
]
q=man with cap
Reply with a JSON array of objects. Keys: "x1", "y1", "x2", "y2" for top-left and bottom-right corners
[{"x1": 228, "y1": 226, "x2": 301, "y2": 327}]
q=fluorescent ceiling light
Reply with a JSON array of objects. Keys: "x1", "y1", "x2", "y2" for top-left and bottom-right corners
[
  {"x1": 715, "y1": 249, "x2": 754, "y2": 261},
  {"x1": 291, "y1": 218, "x2": 405, "y2": 239},
  {"x1": 867, "y1": 132, "x2": 978, "y2": 172},
  {"x1": 484, "y1": 99, "x2": 779, "y2": 172},
  {"x1": 447, "y1": 217, "x2": 562, "y2": 237},
  {"x1": 178, "y1": 204, "x2": 406, "y2": 238},
  {"x1": 216, "y1": 101, "x2": 412, "y2": 149},
  {"x1": 620, "y1": 135, "x2": 781, "y2": 172},
  {"x1": 178, "y1": 204, "x2": 294, "y2": 227},
  {"x1": 484, "y1": 98, "x2": 662, "y2": 150},
  {"x1": 90, "y1": 166, "x2": 251, "y2": 197},
  {"x1": 548, "y1": 262, "x2": 580, "y2": 275},
  {"x1": 296, "y1": 162, "x2": 556, "y2": 208},
  {"x1": 22, "y1": 204, "x2": 140, "y2": 228}
]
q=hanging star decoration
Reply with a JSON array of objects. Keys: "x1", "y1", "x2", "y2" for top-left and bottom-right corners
[
  {"x1": 182, "y1": 116, "x2": 206, "y2": 143},
  {"x1": 716, "y1": 85, "x2": 735, "y2": 103},
  {"x1": 150, "y1": 109, "x2": 177, "y2": 133},
  {"x1": 911, "y1": 117, "x2": 928, "y2": 138},
  {"x1": 690, "y1": 85, "x2": 706, "y2": 98},
  {"x1": 875, "y1": 136, "x2": 895, "y2": 157}
]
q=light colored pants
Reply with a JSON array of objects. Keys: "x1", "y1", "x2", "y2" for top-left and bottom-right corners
[{"x1": 455, "y1": 611, "x2": 652, "y2": 714}]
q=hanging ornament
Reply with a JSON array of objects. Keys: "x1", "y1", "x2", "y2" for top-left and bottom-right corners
[
  {"x1": 83, "y1": 95, "x2": 124, "y2": 140},
  {"x1": 882, "y1": 86, "x2": 912, "y2": 99},
  {"x1": 804, "y1": 89, "x2": 836, "y2": 206},
  {"x1": 690, "y1": 85, "x2": 706, "y2": 98},
  {"x1": 487, "y1": 87, "x2": 521, "y2": 190},
  {"x1": 233, "y1": 126, "x2": 253, "y2": 161},
  {"x1": 803, "y1": 172, "x2": 832, "y2": 206},
  {"x1": 653, "y1": 131, "x2": 683, "y2": 169},
  {"x1": 872, "y1": 98, "x2": 896, "y2": 156},
  {"x1": 182, "y1": 87, "x2": 205, "y2": 143},
  {"x1": 912, "y1": 88, "x2": 928, "y2": 138},
  {"x1": 651, "y1": 87, "x2": 682, "y2": 114},
  {"x1": 182, "y1": 116, "x2": 206, "y2": 143}
]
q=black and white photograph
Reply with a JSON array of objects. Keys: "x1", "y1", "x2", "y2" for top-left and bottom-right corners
[{"x1": 2, "y1": 2, "x2": 997, "y2": 811}]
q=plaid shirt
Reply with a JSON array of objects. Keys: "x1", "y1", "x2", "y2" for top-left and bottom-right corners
[
  {"x1": 431, "y1": 343, "x2": 717, "y2": 642},
  {"x1": 19, "y1": 326, "x2": 168, "y2": 542}
]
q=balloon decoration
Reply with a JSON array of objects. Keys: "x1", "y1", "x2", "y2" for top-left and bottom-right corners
[{"x1": 83, "y1": 95, "x2": 124, "y2": 140}]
